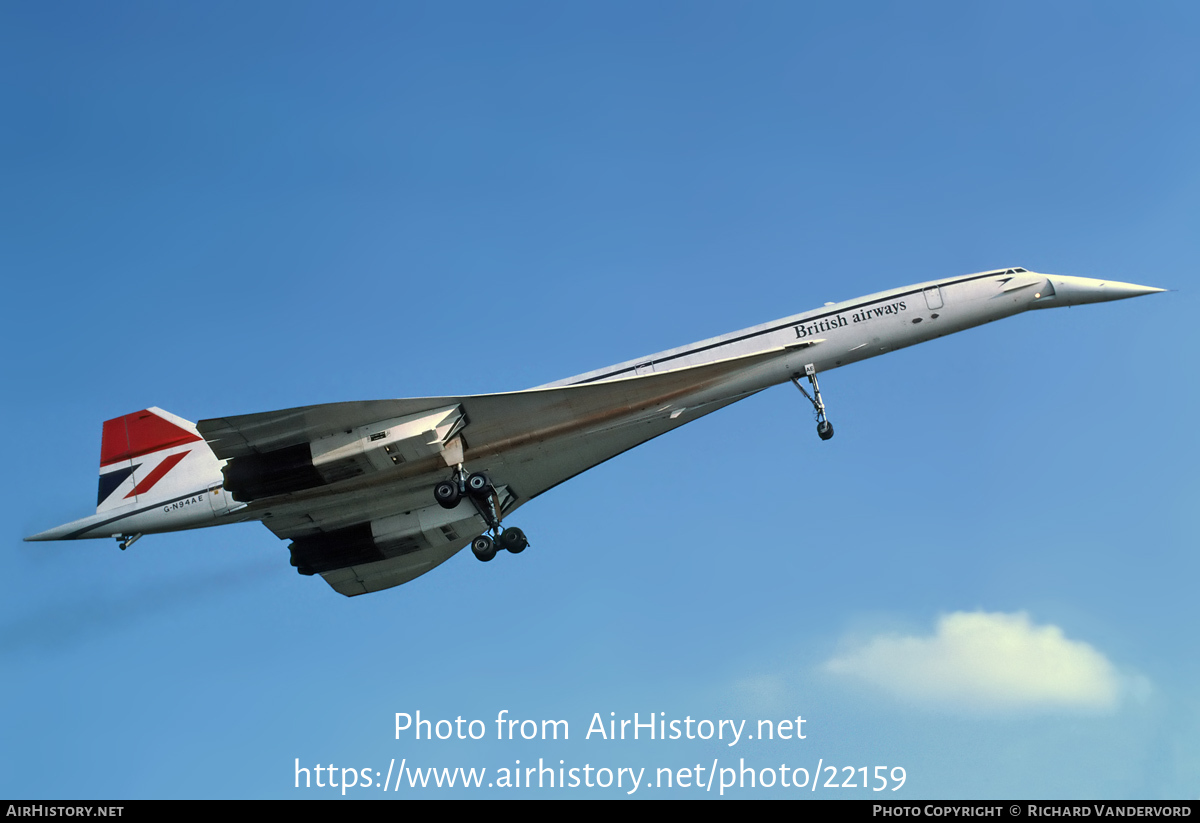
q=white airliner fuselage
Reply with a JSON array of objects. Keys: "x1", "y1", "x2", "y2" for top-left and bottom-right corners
[
  {"x1": 546, "y1": 267, "x2": 1158, "y2": 388},
  {"x1": 28, "y1": 267, "x2": 1164, "y2": 595}
]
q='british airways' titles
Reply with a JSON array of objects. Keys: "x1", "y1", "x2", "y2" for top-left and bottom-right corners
[{"x1": 793, "y1": 301, "x2": 908, "y2": 339}]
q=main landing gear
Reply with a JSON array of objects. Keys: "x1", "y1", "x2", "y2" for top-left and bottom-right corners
[
  {"x1": 470, "y1": 527, "x2": 528, "y2": 563},
  {"x1": 792, "y1": 364, "x2": 834, "y2": 441},
  {"x1": 434, "y1": 466, "x2": 530, "y2": 563}
]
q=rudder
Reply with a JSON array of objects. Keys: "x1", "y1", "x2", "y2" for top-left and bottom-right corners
[{"x1": 97, "y1": 408, "x2": 217, "y2": 513}]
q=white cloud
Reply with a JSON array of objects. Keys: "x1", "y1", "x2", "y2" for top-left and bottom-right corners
[{"x1": 823, "y1": 612, "x2": 1124, "y2": 712}]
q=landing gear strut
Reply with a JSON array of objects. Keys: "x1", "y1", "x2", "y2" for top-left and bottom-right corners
[
  {"x1": 435, "y1": 465, "x2": 531, "y2": 562},
  {"x1": 792, "y1": 364, "x2": 834, "y2": 441}
]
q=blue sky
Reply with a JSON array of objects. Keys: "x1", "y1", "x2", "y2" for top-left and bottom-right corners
[{"x1": 2, "y1": 1, "x2": 1196, "y2": 798}]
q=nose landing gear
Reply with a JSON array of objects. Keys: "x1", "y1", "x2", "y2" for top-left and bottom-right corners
[{"x1": 792, "y1": 364, "x2": 834, "y2": 441}]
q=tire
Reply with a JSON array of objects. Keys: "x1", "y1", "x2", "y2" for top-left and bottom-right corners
[
  {"x1": 466, "y1": 472, "x2": 492, "y2": 499},
  {"x1": 817, "y1": 420, "x2": 834, "y2": 441},
  {"x1": 499, "y1": 527, "x2": 528, "y2": 554},
  {"x1": 434, "y1": 481, "x2": 461, "y2": 509},
  {"x1": 471, "y1": 535, "x2": 496, "y2": 562}
]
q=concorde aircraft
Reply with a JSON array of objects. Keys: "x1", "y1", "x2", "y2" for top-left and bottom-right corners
[{"x1": 27, "y1": 268, "x2": 1163, "y2": 596}]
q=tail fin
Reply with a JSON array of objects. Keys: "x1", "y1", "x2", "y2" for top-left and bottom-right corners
[{"x1": 97, "y1": 407, "x2": 217, "y2": 513}]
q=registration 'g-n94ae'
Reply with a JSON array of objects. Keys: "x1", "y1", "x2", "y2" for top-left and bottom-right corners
[{"x1": 28, "y1": 268, "x2": 1163, "y2": 596}]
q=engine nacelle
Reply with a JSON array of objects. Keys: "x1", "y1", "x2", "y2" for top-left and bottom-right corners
[
  {"x1": 288, "y1": 497, "x2": 497, "y2": 575},
  {"x1": 222, "y1": 443, "x2": 323, "y2": 502},
  {"x1": 223, "y1": 405, "x2": 466, "y2": 502}
]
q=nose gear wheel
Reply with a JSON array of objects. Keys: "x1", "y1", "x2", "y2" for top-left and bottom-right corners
[{"x1": 792, "y1": 365, "x2": 834, "y2": 441}]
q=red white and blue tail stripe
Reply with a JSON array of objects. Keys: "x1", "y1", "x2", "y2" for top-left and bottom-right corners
[
  {"x1": 97, "y1": 408, "x2": 206, "y2": 512},
  {"x1": 26, "y1": 408, "x2": 228, "y2": 542}
]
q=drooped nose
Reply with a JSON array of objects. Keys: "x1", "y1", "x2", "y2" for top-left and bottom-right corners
[{"x1": 1031, "y1": 274, "x2": 1165, "y2": 308}]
